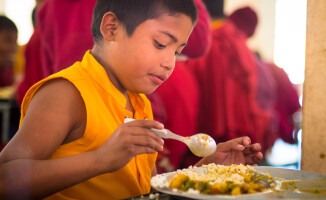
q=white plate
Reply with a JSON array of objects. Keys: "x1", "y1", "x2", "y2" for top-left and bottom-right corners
[{"x1": 151, "y1": 166, "x2": 326, "y2": 200}]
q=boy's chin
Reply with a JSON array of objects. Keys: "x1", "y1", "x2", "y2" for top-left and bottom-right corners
[
  {"x1": 142, "y1": 86, "x2": 159, "y2": 95},
  {"x1": 128, "y1": 87, "x2": 157, "y2": 95}
]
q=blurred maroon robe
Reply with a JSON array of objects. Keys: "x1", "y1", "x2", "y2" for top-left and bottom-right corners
[
  {"x1": 183, "y1": 20, "x2": 272, "y2": 166},
  {"x1": 16, "y1": 0, "x2": 96, "y2": 105}
]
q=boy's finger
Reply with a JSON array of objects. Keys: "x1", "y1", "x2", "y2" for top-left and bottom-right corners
[
  {"x1": 133, "y1": 145, "x2": 159, "y2": 155},
  {"x1": 242, "y1": 136, "x2": 251, "y2": 146},
  {"x1": 252, "y1": 152, "x2": 263, "y2": 163},
  {"x1": 131, "y1": 135, "x2": 164, "y2": 151},
  {"x1": 253, "y1": 143, "x2": 261, "y2": 152},
  {"x1": 217, "y1": 141, "x2": 245, "y2": 152},
  {"x1": 243, "y1": 143, "x2": 261, "y2": 155},
  {"x1": 228, "y1": 136, "x2": 251, "y2": 146},
  {"x1": 126, "y1": 126, "x2": 164, "y2": 145},
  {"x1": 244, "y1": 152, "x2": 263, "y2": 164},
  {"x1": 124, "y1": 119, "x2": 164, "y2": 130}
]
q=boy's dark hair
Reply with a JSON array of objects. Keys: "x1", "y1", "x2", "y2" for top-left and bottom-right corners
[
  {"x1": 91, "y1": 0, "x2": 198, "y2": 43},
  {"x1": 0, "y1": 15, "x2": 18, "y2": 32}
]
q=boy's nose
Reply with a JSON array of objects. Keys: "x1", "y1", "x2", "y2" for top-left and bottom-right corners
[{"x1": 161, "y1": 55, "x2": 175, "y2": 71}]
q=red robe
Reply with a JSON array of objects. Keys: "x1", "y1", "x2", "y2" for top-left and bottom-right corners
[
  {"x1": 187, "y1": 20, "x2": 271, "y2": 158},
  {"x1": 266, "y1": 63, "x2": 301, "y2": 144},
  {"x1": 181, "y1": 0, "x2": 211, "y2": 58},
  {"x1": 15, "y1": 0, "x2": 96, "y2": 105},
  {"x1": 37, "y1": 0, "x2": 96, "y2": 75}
]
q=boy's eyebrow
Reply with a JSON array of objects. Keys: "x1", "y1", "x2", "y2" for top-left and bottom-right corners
[{"x1": 159, "y1": 31, "x2": 187, "y2": 46}]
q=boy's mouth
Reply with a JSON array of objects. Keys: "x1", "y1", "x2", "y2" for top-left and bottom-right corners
[{"x1": 149, "y1": 74, "x2": 167, "y2": 85}]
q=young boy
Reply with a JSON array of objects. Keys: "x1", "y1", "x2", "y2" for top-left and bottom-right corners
[{"x1": 0, "y1": 0, "x2": 263, "y2": 199}]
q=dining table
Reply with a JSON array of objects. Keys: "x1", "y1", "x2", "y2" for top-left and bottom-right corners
[
  {"x1": 126, "y1": 191, "x2": 326, "y2": 200},
  {"x1": 125, "y1": 166, "x2": 326, "y2": 200}
]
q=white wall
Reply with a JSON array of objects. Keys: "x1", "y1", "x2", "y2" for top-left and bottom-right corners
[
  {"x1": 274, "y1": 0, "x2": 307, "y2": 84},
  {"x1": 0, "y1": 0, "x2": 5, "y2": 14}
]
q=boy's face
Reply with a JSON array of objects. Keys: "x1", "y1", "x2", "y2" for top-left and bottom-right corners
[
  {"x1": 0, "y1": 29, "x2": 17, "y2": 69},
  {"x1": 104, "y1": 14, "x2": 194, "y2": 94}
]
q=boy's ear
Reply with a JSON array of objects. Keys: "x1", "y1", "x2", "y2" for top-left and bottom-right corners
[{"x1": 100, "y1": 12, "x2": 119, "y2": 41}]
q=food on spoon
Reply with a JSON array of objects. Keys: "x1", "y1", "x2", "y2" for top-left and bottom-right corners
[
  {"x1": 185, "y1": 134, "x2": 210, "y2": 148},
  {"x1": 165, "y1": 164, "x2": 279, "y2": 195},
  {"x1": 184, "y1": 134, "x2": 216, "y2": 157}
]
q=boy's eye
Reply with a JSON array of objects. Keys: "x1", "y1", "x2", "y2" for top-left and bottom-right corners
[{"x1": 154, "y1": 40, "x2": 166, "y2": 49}]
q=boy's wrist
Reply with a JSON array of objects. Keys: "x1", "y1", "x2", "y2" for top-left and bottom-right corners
[
  {"x1": 89, "y1": 150, "x2": 110, "y2": 174},
  {"x1": 92, "y1": 147, "x2": 122, "y2": 174}
]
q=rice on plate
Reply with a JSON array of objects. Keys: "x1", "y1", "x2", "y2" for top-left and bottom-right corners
[{"x1": 151, "y1": 164, "x2": 281, "y2": 198}]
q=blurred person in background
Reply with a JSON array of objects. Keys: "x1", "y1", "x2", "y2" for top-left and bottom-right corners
[
  {"x1": 4, "y1": 0, "x2": 48, "y2": 143},
  {"x1": 227, "y1": 6, "x2": 277, "y2": 156},
  {"x1": 181, "y1": 2, "x2": 271, "y2": 167},
  {"x1": 256, "y1": 57, "x2": 301, "y2": 155},
  {"x1": 16, "y1": 0, "x2": 95, "y2": 105},
  {"x1": 37, "y1": 0, "x2": 96, "y2": 76},
  {"x1": 15, "y1": 0, "x2": 95, "y2": 141},
  {"x1": 0, "y1": 15, "x2": 18, "y2": 150},
  {"x1": 229, "y1": 7, "x2": 301, "y2": 158},
  {"x1": 0, "y1": 16, "x2": 18, "y2": 88},
  {"x1": 181, "y1": 2, "x2": 301, "y2": 167}
]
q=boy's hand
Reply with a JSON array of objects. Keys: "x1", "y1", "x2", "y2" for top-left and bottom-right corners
[
  {"x1": 95, "y1": 120, "x2": 164, "y2": 173},
  {"x1": 195, "y1": 137, "x2": 263, "y2": 167}
]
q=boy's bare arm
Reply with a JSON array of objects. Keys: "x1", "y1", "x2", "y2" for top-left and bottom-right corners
[
  {"x1": 0, "y1": 78, "x2": 164, "y2": 199},
  {"x1": 0, "y1": 78, "x2": 104, "y2": 199}
]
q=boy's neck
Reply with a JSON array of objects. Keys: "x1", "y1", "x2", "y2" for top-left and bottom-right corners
[
  {"x1": 125, "y1": 92, "x2": 135, "y2": 114},
  {"x1": 90, "y1": 46, "x2": 128, "y2": 96},
  {"x1": 90, "y1": 47, "x2": 134, "y2": 114}
]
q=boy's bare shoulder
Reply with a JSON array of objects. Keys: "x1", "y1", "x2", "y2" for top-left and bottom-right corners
[
  {"x1": 0, "y1": 78, "x2": 86, "y2": 162},
  {"x1": 32, "y1": 78, "x2": 84, "y2": 108},
  {"x1": 29, "y1": 77, "x2": 86, "y2": 127}
]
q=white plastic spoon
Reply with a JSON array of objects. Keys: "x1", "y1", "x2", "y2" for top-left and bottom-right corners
[{"x1": 124, "y1": 118, "x2": 217, "y2": 157}]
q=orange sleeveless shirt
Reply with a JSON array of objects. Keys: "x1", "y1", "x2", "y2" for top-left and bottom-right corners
[{"x1": 20, "y1": 51, "x2": 157, "y2": 200}]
